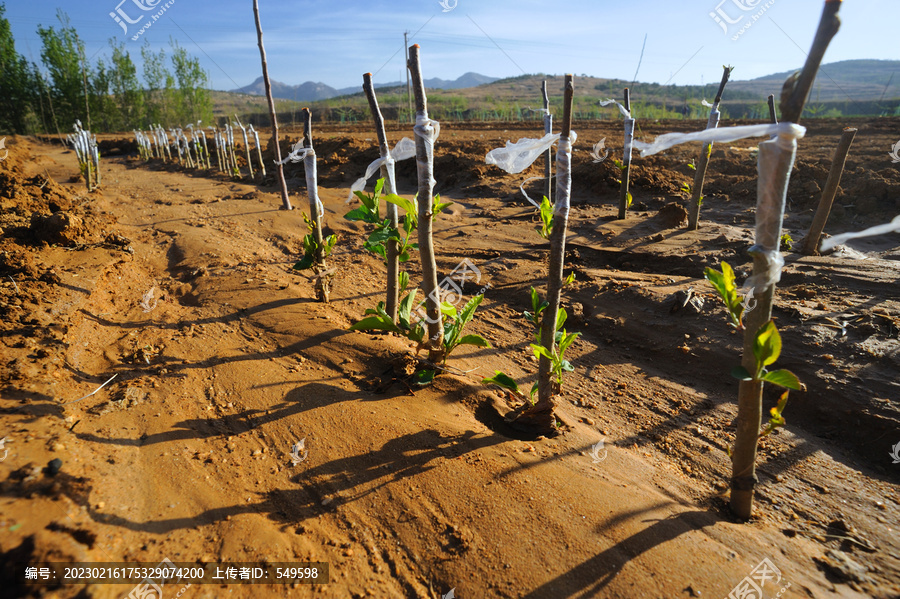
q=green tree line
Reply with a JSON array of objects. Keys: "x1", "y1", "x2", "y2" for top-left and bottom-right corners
[{"x1": 0, "y1": 5, "x2": 212, "y2": 135}]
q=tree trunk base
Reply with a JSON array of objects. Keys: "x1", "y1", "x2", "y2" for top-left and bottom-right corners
[{"x1": 505, "y1": 397, "x2": 565, "y2": 437}]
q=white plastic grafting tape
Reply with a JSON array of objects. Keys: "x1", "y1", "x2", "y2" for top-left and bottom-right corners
[
  {"x1": 599, "y1": 99, "x2": 632, "y2": 120},
  {"x1": 741, "y1": 126, "x2": 804, "y2": 292},
  {"x1": 554, "y1": 136, "x2": 574, "y2": 216},
  {"x1": 743, "y1": 247, "x2": 785, "y2": 293},
  {"x1": 304, "y1": 151, "x2": 325, "y2": 216},
  {"x1": 414, "y1": 112, "x2": 440, "y2": 191},
  {"x1": 277, "y1": 139, "x2": 313, "y2": 164},
  {"x1": 486, "y1": 132, "x2": 561, "y2": 175},
  {"x1": 820, "y1": 215, "x2": 900, "y2": 252},
  {"x1": 487, "y1": 132, "x2": 577, "y2": 208},
  {"x1": 346, "y1": 137, "x2": 416, "y2": 203},
  {"x1": 623, "y1": 119, "x2": 636, "y2": 162},
  {"x1": 634, "y1": 122, "x2": 805, "y2": 157},
  {"x1": 702, "y1": 99, "x2": 714, "y2": 108}
]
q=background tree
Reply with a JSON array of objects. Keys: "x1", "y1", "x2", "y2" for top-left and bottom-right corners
[
  {"x1": 141, "y1": 41, "x2": 175, "y2": 125},
  {"x1": 0, "y1": 3, "x2": 38, "y2": 134},
  {"x1": 37, "y1": 10, "x2": 87, "y2": 128},
  {"x1": 109, "y1": 41, "x2": 144, "y2": 130},
  {"x1": 169, "y1": 38, "x2": 212, "y2": 124}
]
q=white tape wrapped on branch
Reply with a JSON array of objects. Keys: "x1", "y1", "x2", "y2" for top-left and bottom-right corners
[
  {"x1": 820, "y1": 215, "x2": 900, "y2": 252},
  {"x1": 485, "y1": 131, "x2": 577, "y2": 208},
  {"x1": 599, "y1": 99, "x2": 632, "y2": 120},
  {"x1": 278, "y1": 140, "x2": 324, "y2": 215},
  {"x1": 638, "y1": 122, "x2": 806, "y2": 292},
  {"x1": 346, "y1": 137, "x2": 416, "y2": 203},
  {"x1": 554, "y1": 136, "x2": 573, "y2": 216},
  {"x1": 414, "y1": 112, "x2": 440, "y2": 192},
  {"x1": 634, "y1": 122, "x2": 805, "y2": 158}
]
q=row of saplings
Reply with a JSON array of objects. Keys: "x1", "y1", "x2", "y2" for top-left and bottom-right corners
[{"x1": 277, "y1": 24, "x2": 845, "y2": 522}]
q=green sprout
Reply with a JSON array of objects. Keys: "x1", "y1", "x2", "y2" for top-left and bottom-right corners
[{"x1": 704, "y1": 262, "x2": 748, "y2": 330}]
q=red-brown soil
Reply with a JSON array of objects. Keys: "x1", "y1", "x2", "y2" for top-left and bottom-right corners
[{"x1": 1, "y1": 117, "x2": 899, "y2": 598}]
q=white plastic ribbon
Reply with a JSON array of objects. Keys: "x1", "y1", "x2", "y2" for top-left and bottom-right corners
[
  {"x1": 346, "y1": 137, "x2": 416, "y2": 203},
  {"x1": 486, "y1": 132, "x2": 562, "y2": 175},
  {"x1": 820, "y1": 215, "x2": 900, "y2": 252},
  {"x1": 701, "y1": 99, "x2": 714, "y2": 108},
  {"x1": 634, "y1": 123, "x2": 806, "y2": 157},
  {"x1": 600, "y1": 99, "x2": 632, "y2": 120},
  {"x1": 486, "y1": 131, "x2": 577, "y2": 208}
]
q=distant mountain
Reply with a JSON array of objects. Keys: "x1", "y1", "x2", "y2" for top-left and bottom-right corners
[
  {"x1": 231, "y1": 77, "x2": 339, "y2": 102},
  {"x1": 727, "y1": 59, "x2": 900, "y2": 102},
  {"x1": 231, "y1": 72, "x2": 499, "y2": 103}
]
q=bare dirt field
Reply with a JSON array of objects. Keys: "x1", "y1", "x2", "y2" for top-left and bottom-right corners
[{"x1": 1, "y1": 116, "x2": 899, "y2": 598}]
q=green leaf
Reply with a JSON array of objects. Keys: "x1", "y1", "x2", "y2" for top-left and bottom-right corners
[
  {"x1": 625, "y1": 192, "x2": 633, "y2": 209},
  {"x1": 433, "y1": 200, "x2": 453, "y2": 215},
  {"x1": 555, "y1": 308, "x2": 567, "y2": 332},
  {"x1": 530, "y1": 343, "x2": 553, "y2": 361},
  {"x1": 458, "y1": 294, "x2": 484, "y2": 325},
  {"x1": 558, "y1": 331, "x2": 579, "y2": 355},
  {"x1": 530, "y1": 381, "x2": 539, "y2": 400},
  {"x1": 753, "y1": 320, "x2": 782, "y2": 372},
  {"x1": 397, "y1": 289, "x2": 419, "y2": 327},
  {"x1": 324, "y1": 235, "x2": 337, "y2": 256},
  {"x1": 374, "y1": 177, "x2": 385, "y2": 197},
  {"x1": 293, "y1": 253, "x2": 315, "y2": 271},
  {"x1": 398, "y1": 271, "x2": 410, "y2": 293},
  {"x1": 482, "y1": 371, "x2": 521, "y2": 395},
  {"x1": 761, "y1": 369, "x2": 801, "y2": 390},
  {"x1": 384, "y1": 193, "x2": 416, "y2": 217},
  {"x1": 730, "y1": 365, "x2": 753, "y2": 381},
  {"x1": 559, "y1": 360, "x2": 575, "y2": 372},
  {"x1": 458, "y1": 334, "x2": 490, "y2": 348},
  {"x1": 413, "y1": 369, "x2": 435, "y2": 385},
  {"x1": 348, "y1": 316, "x2": 399, "y2": 333},
  {"x1": 564, "y1": 272, "x2": 576, "y2": 286},
  {"x1": 344, "y1": 207, "x2": 373, "y2": 222}
]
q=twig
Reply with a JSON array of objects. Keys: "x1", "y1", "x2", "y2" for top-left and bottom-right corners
[{"x1": 64, "y1": 374, "x2": 118, "y2": 405}]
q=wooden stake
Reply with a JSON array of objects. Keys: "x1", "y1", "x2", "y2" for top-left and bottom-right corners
[
  {"x1": 617, "y1": 88, "x2": 632, "y2": 220},
  {"x1": 407, "y1": 45, "x2": 443, "y2": 363},
  {"x1": 363, "y1": 72, "x2": 401, "y2": 321},
  {"x1": 731, "y1": 0, "x2": 842, "y2": 521},
  {"x1": 687, "y1": 65, "x2": 733, "y2": 230},
  {"x1": 801, "y1": 127, "x2": 857, "y2": 255}
]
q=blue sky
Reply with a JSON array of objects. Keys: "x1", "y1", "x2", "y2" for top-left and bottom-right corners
[{"x1": 4, "y1": 1, "x2": 898, "y2": 92}]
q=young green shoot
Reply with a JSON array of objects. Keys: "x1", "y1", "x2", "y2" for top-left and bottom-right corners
[{"x1": 704, "y1": 261, "x2": 747, "y2": 330}]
